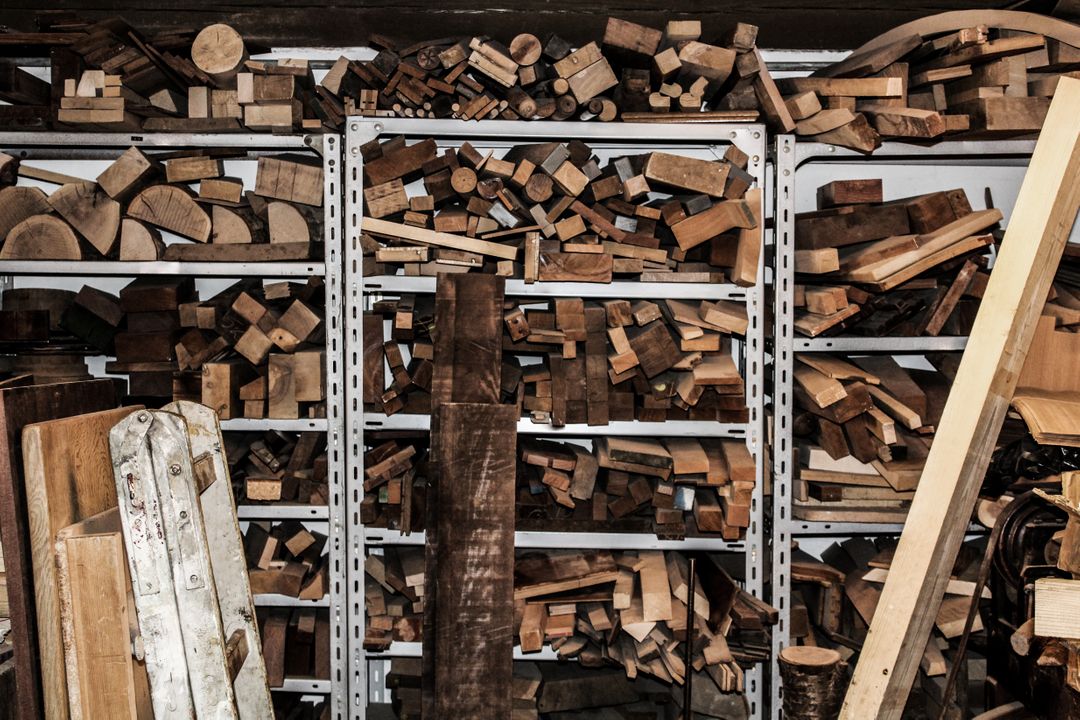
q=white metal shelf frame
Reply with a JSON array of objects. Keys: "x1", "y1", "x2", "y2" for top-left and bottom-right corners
[
  {"x1": 0, "y1": 131, "x2": 349, "y2": 718},
  {"x1": 346, "y1": 118, "x2": 768, "y2": 720},
  {"x1": 769, "y1": 135, "x2": 1036, "y2": 719}
]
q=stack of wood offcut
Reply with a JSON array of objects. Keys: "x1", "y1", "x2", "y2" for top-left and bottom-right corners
[
  {"x1": 58, "y1": 277, "x2": 327, "y2": 419},
  {"x1": 367, "y1": 547, "x2": 776, "y2": 718},
  {"x1": 772, "y1": 19, "x2": 1080, "y2": 151},
  {"x1": 361, "y1": 433, "x2": 756, "y2": 540},
  {"x1": 320, "y1": 17, "x2": 785, "y2": 124},
  {"x1": 793, "y1": 352, "x2": 955, "y2": 523},
  {"x1": 227, "y1": 431, "x2": 328, "y2": 505},
  {"x1": 364, "y1": 293, "x2": 749, "y2": 425},
  {"x1": 0, "y1": 288, "x2": 94, "y2": 385},
  {"x1": 0, "y1": 147, "x2": 323, "y2": 262},
  {"x1": 789, "y1": 537, "x2": 991, "y2": 717},
  {"x1": 244, "y1": 520, "x2": 328, "y2": 602},
  {"x1": 43, "y1": 17, "x2": 332, "y2": 132},
  {"x1": 257, "y1": 607, "x2": 331, "y2": 690},
  {"x1": 793, "y1": 180, "x2": 1002, "y2": 338},
  {"x1": 360, "y1": 136, "x2": 760, "y2": 286}
]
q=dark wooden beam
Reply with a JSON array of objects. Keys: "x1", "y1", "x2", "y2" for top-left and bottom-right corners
[{"x1": 0, "y1": 1, "x2": 1018, "y2": 51}]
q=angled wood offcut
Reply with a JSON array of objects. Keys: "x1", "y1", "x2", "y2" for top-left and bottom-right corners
[{"x1": 840, "y1": 77, "x2": 1080, "y2": 720}]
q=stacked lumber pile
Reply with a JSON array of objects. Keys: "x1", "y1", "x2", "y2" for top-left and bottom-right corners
[
  {"x1": 321, "y1": 18, "x2": 783, "y2": 123},
  {"x1": 191, "y1": 279, "x2": 327, "y2": 420},
  {"x1": 257, "y1": 607, "x2": 331, "y2": 689},
  {"x1": 789, "y1": 537, "x2": 991, "y2": 716},
  {"x1": 40, "y1": 16, "x2": 331, "y2": 132},
  {"x1": 244, "y1": 520, "x2": 328, "y2": 601},
  {"x1": 772, "y1": 18, "x2": 1080, "y2": 151},
  {"x1": 792, "y1": 352, "x2": 954, "y2": 523},
  {"x1": 367, "y1": 547, "x2": 775, "y2": 716},
  {"x1": 0, "y1": 288, "x2": 93, "y2": 385},
  {"x1": 360, "y1": 136, "x2": 761, "y2": 285},
  {"x1": 57, "y1": 277, "x2": 327, "y2": 418},
  {"x1": 361, "y1": 434, "x2": 757, "y2": 539},
  {"x1": 226, "y1": 431, "x2": 328, "y2": 505},
  {"x1": 793, "y1": 181, "x2": 1002, "y2": 337},
  {"x1": 0, "y1": 147, "x2": 322, "y2": 262},
  {"x1": 364, "y1": 294, "x2": 749, "y2": 425}
]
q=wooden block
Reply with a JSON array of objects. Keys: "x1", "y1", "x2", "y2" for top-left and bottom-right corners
[
  {"x1": 818, "y1": 179, "x2": 883, "y2": 207},
  {"x1": 255, "y1": 156, "x2": 323, "y2": 206},
  {"x1": 643, "y1": 152, "x2": 730, "y2": 197}
]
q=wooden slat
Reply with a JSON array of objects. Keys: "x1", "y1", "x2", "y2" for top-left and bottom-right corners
[{"x1": 840, "y1": 76, "x2": 1080, "y2": 720}]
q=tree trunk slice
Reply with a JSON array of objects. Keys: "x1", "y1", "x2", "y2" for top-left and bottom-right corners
[
  {"x1": 779, "y1": 646, "x2": 847, "y2": 720},
  {"x1": 48, "y1": 182, "x2": 120, "y2": 257},
  {"x1": 118, "y1": 219, "x2": 164, "y2": 261},
  {"x1": 0, "y1": 185, "x2": 50, "y2": 240},
  {"x1": 128, "y1": 185, "x2": 211, "y2": 242},
  {"x1": 1, "y1": 215, "x2": 81, "y2": 260}
]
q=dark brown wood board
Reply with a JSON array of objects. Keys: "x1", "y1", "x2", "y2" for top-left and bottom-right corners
[
  {"x1": 0, "y1": 379, "x2": 119, "y2": 720},
  {"x1": 433, "y1": 402, "x2": 517, "y2": 719}
]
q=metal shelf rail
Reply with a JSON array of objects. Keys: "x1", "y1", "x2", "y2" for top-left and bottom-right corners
[
  {"x1": 0, "y1": 132, "x2": 348, "y2": 717},
  {"x1": 346, "y1": 118, "x2": 768, "y2": 719},
  {"x1": 769, "y1": 134, "x2": 1036, "y2": 719}
]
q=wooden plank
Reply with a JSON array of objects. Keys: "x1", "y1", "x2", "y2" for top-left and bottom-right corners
[
  {"x1": 434, "y1": 403, "x2": 517, "y2": 719},
  {"x1": 432, "y1": 274, "x2": 504, "y2": 405},
  {"x1": 23, "y1": 406, "x2": 139, "y2": 720},
  {"x1": 363, "y1": 217, "x2": 519, "y2": 260},
  {"x1": 0, "y1": 380, "x2": 118, "y2": 720},
  {"x1": 840, "y1": 77, "x2": 1080, "y2": 720}
]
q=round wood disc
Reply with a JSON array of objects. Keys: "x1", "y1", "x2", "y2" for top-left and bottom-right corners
[
  {"x1": 779, "y1": 645, "x2": 842, "y2": 669},
  {"x1": 192, "y1": 23, "x2": 247, "y2": 77},
  {"x1": 450, "y1": 167, "x2": 477, "y2": 195},
  {"x1": 416, "y1": 46, "x2": 442, "y2": 71},
  {"x1": 510, "y1": 34, "x2": 542, "y2": 65}
]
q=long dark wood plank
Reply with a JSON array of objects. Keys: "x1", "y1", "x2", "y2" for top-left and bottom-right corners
[
  {"x1": 0, "y1": 379, "x2": 119, "y2": 720},
  {"x1": 434, "y1": 402, "x2": 517, "y2": 719},
  {"x1": 424, "y1": 274, "x2": 506, "y2": 716}
]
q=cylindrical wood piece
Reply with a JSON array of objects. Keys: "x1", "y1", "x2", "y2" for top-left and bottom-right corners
[
  {"x1": 510, "y1": 34, "x2": 542, "y2": 65},
  {"x1": 778, "y1": 646, "x2": 847, "y2": 720},
  {"x1": 451, "y1": 167, "x2": 478, "y2": 195},
  {"x1": 191, "y1": 23, "x2": 248, "y2": 84},
  {"x1": 524, "y1": 174, "x2": 554, "y2": 203}
]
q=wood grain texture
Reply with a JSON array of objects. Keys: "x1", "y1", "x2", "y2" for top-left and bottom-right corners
[
  {"x1": 0, "y1": 379, "x2": 118, "y2": 720},
  {"x1": 23, "y1": 406, "x2": 139, "y2": 720},
  {"x1": 434, "y1": 403, "x2": 517, "y2": 719}
]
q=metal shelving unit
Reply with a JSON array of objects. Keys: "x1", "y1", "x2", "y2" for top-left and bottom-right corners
[
  {"x1": 769, "y1": 134, "x2": 1037, "y2": 718},
  {"x1": 0, "y1": 132, "x2": 348, "y2": 717},
  {"x1": 346, "y1": 118, "x2": 769, "y2": 719}
]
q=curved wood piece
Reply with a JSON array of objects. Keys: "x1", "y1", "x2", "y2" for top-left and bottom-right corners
[
  {"x1": 210, "y1": 205, "x2": 254, "y2": 245},
  {"x1": 853, "y1": 10, "x2": 1080, "y2": 55},
  {"x1": 0, "y1": 186, "x2": 50, "y2": 239},
  {"x1": 48, "y1": 182, "x2": 121, "y2": 257},
  {"x1": 1, "y1": 215, "x2": 82, "y2": 260},
  {"x1": 128, "y1": 185, "x2": 211, "y2": 242},
  {"x1": 118, "y1": 218, "x2": 164, "y2": 261},
  {"x1": 267, "y1": 201, "x2": 310, "y2": 245}
]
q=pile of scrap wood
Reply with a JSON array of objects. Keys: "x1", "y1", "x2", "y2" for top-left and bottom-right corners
[
  {"x1": 788, "y1": 537, "x2": 992, "y2": 717},
  {"x1": 364, "y1": 294, "x2": 749, "y2": 425},
  {"x1": 228, "y1": 431, "x2": 328, "y2": 505},
  {"x1": 773, "y1": 14, "x2": 1080, "y2": 151},
  {"x1": 359, "y1": 136, "x2": 761, "y2": 286},
  {"x1": 58, "y1": 277, "x2": 327, "y2": 419},
  {"x1": 360, "y1": 434, "x2": 756, "y2": 540},
  {"x1": 793, "y1": 180, "x2": 1002, "y2": 337},
  {"x1": 792, "y1": 352, "x2": 954, "y2": 523},
  {"x1": 366, "y1": 547, "x2": 775, "y2": 715},
  {"x1": 257, "y1": 607, "x2": 331, "y2": 689},
  {"x1": 0, "y1": 288, "x2": 94, "y2": 385},
  {"x1": 245, "y1": 521, "x2": 328, "y2": 601},
  {"x1": 0, "y1": 147, "x2": 323, "y2": 262},
  {"x1": 322, "y1": 18, "x2": 783, "y2": 124},
  {"x1": 0, "y1": 15, "x2": 332, "y2": 131}
]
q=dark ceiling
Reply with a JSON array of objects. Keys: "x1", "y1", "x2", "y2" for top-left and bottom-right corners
[{"x1": 0, "y1": 0, "x2": 1075, "y2": 51}]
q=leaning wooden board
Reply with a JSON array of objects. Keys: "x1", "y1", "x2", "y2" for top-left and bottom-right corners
[
  {"x1": 23, "y1": 406, "x2": 140, "y2": 720},
  {"x1": 0, "y1": 379, "x2": 118, "y2": 720}
]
